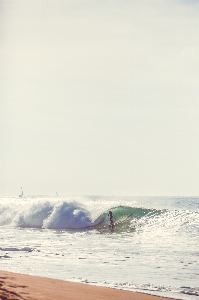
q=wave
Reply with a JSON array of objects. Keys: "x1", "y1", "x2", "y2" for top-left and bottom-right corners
[
  {"x1": 0, "y1": 198, "x2": 198, "y2": 233},
  {"x1": 0, "y1": 247, "x2": 32, "y2": 252},
  {"x1": 91, "y1": 206, "x2": 163, "y2": 233},
  {"x1": 80, "y1": 279, "x2": 199, "y2": 298}
]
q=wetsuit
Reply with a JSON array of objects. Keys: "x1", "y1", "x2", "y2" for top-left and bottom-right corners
[{"x1": 108, "y1": 211, "x2": 114, "y2": 226}]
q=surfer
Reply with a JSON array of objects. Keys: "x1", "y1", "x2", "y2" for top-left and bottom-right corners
[{"x1": 108, "y1": 211, "x2": 114, "y2": 227}]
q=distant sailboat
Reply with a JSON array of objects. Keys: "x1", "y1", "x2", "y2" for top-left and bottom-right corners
[{"x1": 19, "y1": 187, "x2": 23, "y2": 197}]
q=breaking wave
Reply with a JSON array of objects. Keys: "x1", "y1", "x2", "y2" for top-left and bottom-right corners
[{"x1": 0, "y1": 197, "x2": 198, "y2": 233}]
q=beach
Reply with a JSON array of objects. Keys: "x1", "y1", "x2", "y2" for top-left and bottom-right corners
[
  {"x1": 0, "y1": 270, "x2": 175, "y2": 300},
  {"x1": 0, "y1": 196, "x2": 198, "y2": 300}
]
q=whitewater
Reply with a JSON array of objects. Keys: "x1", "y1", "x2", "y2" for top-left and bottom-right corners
[{"x1": 0, "y1": 196, "x2": 198, "y2": 300}]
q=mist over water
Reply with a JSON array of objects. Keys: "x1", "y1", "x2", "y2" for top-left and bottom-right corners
[{"x1": 0, "y1": 196, "x2": 199, "y2": 299}]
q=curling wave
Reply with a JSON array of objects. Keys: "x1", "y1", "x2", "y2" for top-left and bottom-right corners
[{"x1": 0, "y1": 198, "x2": 198, "y2": 233}]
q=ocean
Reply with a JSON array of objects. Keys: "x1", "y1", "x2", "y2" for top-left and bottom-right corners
[{"x1": 0, "y1": 196, "x2": 198, "y2": 299}]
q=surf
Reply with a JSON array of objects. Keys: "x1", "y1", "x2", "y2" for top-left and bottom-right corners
[
  {"x1": 0, "y1": 197, "x2": 198, "y2": 234},
  {"x1": 0, "y1": 198, "x2": 162, "y2": 232}
]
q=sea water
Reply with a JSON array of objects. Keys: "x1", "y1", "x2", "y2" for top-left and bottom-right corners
[{"x1": 0, "y1": 196, "x2": 198, "y2": 300}]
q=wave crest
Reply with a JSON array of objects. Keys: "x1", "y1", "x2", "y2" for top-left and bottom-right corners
[{"x1": 0, "y1": 199, "x2": 198, "y2": 232}]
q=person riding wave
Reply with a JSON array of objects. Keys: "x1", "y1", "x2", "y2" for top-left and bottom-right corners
[{"x1": 108, "y1": 211, "x2": 114, "y2": 227}]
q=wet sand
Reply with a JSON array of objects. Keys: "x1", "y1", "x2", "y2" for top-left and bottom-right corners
[{"x1": 0, "y1": 270, "x2": 174, "y2": 300}]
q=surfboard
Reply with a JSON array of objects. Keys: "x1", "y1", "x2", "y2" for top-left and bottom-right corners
[{"x1": 109, "y1": 222, "x2": 115, "y2": 228}]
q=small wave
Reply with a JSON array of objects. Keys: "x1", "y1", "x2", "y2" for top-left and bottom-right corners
[
  {"x1": 79, "y1": 278, "x2": 199, "y2": 298},
  {"x1": 0, "y1": 247, "x2": 33, "y2": 252},
  {"x1": 0, "y1": 255, "x2": 10, "y2": 259},
  {"x1": 181, "y1": 287, "x2": 199, "y2": 296}
]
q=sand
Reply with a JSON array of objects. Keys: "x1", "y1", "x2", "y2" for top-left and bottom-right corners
[{"x1": 0, "y1": 270, "x2": 174, "y2": 300}]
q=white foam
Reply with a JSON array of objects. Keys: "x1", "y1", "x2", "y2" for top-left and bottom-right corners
[{"x1": 0, "y1": 198, "x2": 92, "y2": 229}]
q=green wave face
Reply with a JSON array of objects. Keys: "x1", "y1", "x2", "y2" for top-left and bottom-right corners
[{"x1": 91, "y1": 206, "x2": 163, "y2": 233}]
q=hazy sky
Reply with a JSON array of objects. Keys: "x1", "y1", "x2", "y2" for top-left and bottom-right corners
[{"x1": 1, "y1": 0, "x2": 199, "y2": 196}]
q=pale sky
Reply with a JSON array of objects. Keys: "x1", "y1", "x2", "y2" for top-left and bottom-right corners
[{"x1": 1, "y1": 0, "x2": 199, "y2": 196}]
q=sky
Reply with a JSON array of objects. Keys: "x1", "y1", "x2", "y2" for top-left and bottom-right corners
[{"x1": 0, "y1": 0, "x2": 199, "y2": 196}]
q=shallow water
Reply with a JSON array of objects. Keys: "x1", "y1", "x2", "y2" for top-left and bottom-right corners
[{"x1": 0, "y1": 196, "x2": 198, "y2": 299}]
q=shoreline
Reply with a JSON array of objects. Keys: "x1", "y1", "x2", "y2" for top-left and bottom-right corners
[{"x1": 0, "y1": 270, "x2": 175, "y2": 300}]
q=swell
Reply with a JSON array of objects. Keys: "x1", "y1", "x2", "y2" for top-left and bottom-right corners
[{"x1": 0, "y1": 200, "x2": 198, "y2": 233}]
